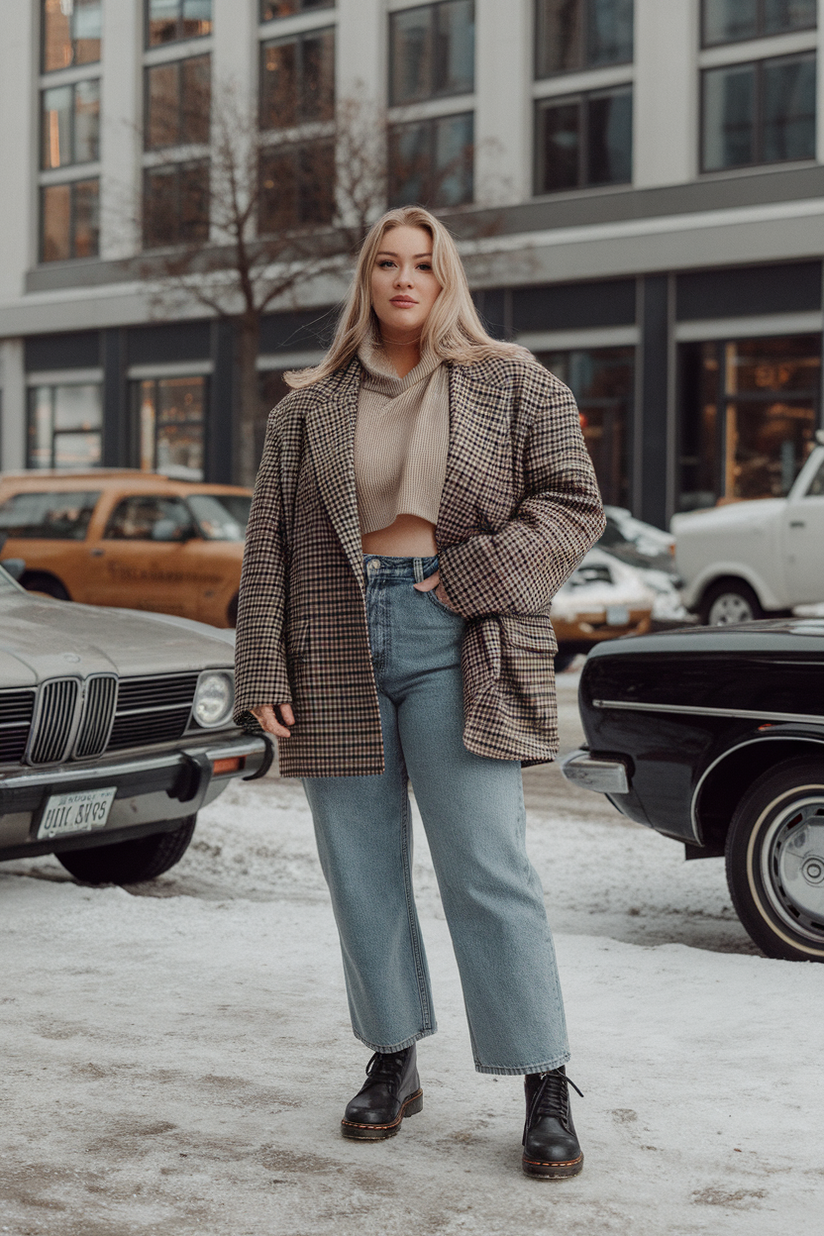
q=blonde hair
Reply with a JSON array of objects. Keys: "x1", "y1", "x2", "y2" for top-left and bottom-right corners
[{"x1": 285, "y1": 206, "x2": 530, "y2": 389}]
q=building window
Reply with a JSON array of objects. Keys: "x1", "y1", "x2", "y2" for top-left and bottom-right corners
[
  {"x1": 41, "y1": 79, "x2": 100, "y2": 169},
  {"x1": 535, "y1": 85, "x2": 632, "y2": 192},
  {"x1": 27, "y1": 384, "x2": 102, "y2": 468},
  {"x1": 40, "y1": 179, "x2": 99, "y2": 261},
  {"x1": 536, "y1": 348, "x2": 633, "y2": 507},
  {"x1": 389, "y1": 112, "x2": 474, "y2": 208},
  {"x1": 42, "y1": 0, "x2": 102, "y2": 73},
  {"x1": 679, "y1": 335, "x2": 821, "y2": 510},
  {"x1": 261, "y1": 1, "x2": 335, "y2": 18},
  {"x1": 702, "y1": 52, "x2": 816, "y2": 170},
  {"x1": 702, "y1": 0, "x2": 816, "y2": 47},
  {"x1": 389, "y1": 1, "x2": 474, "y2": 106},
  {"x1": 145, "y1": 55, "x2": 211, "y2": 149},
  {"x1": 259, "y1": 139, "x2": 335, "y2": 230},
  {"x1": 146, "y1": 0, "x2": 212, "y2": 48},
  {"x1": 134, "y1": 377, "x2": 205, "y2": 479},
  {"x1": 143, "y1": 161, "x2": 209, "y2": 248},
  {"x1": 535, "y1": 0, "x2": 633, "y2": 77},
  {"x1": 260, "y1": 28, "x2": 335, "y2": 129}
]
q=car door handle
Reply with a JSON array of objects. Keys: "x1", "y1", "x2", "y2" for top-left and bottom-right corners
[
  {"x1": 90, "y1": 548, "x2": 105, "y2": 556},
  {"x1": 789, "y1": 521, "x2": 806, "y2": 528}
]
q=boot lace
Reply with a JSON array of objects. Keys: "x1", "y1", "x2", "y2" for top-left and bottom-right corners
[
  {"x1": 364, "y1": 1050, "x2": 408, "y2": 1091},
  {"x1": 528, "y1": 1068, "x2": 584, "y2": 1131}
]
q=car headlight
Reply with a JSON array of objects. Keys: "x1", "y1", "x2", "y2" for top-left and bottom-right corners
[{"x1": 193, "y1": 671, "x2": 234, "y2": 728}]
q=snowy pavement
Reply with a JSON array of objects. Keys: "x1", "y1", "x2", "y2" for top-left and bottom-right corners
[{"x1": 1, "y1": 674, "x2": 823, "y2": 1235}]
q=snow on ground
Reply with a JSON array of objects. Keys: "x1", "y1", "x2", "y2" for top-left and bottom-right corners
[{"x1": 1, "y1": 675, "x2": 822, "y2": 1235}]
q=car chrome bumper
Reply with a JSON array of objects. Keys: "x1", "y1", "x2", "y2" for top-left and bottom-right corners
[{"x1": 560, "y1": 748, "x2": 631, "y2": 794}]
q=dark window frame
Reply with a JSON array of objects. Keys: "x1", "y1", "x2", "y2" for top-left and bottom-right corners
[
  {"x1": 142, "y1": 159, "x2": 210, "y2": 250},
  {"x1": 701, "y1": 0, "x2": 817, "y2": 48},
  {"x1": 534, "y1": 0, "x2": 634, "y2": 79},
  {"x1": 700, "y1": 49, "x2": 817, "y2": 172},
  {"x1": 39, "y1": 177, "x2": 100, "y2": 262},
  {"x1": 260, "y1": 0, "x2": 335, "y2": 19},
  {"x1": 41, "y1": 0, "x2": 102, "y2": 74},
  {"x1": 259, "y1": 25, "x2": 336, "y2": 131},
  {"x1": 534, "y1": 84, "x2": 633, "y2": 194},
  {"x1": 144, "y1": 54, "x2": 211, "y2": 151},
  {"x1": 388, "y1": 0, "x2": 475, "y2": 107},
  {"x1": 40, "y1": 77, "x2": 101, "y2": 170},
  {"x1": 388, "y1": 110, "x2": 475, "y2": 209},
  {"x1": 144, "y1": 0, "x2": 213, "y2": 49}
]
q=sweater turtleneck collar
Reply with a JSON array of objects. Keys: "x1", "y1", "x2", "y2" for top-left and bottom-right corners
[{"x1": 357, "y1": 331, "x2": 441, "y2": 396}]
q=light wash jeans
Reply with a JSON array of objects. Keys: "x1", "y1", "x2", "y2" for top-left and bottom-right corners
[{"x1": 302, "y1": 555, "x2": 570, "y2": 1075}]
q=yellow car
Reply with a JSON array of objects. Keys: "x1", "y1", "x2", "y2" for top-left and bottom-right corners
[{"x1": 0, "y1": 471, "x2": 252, "y2": 628}]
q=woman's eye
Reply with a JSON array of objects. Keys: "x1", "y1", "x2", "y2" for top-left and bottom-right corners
[{"x1": 378, "y1": 260, "x2": 395, "y2": 268}]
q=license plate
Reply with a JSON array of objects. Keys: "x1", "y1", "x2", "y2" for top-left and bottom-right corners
[
  {"x1": 606, "y1": 605, "x2": 630, "y2": 626},
  {"x1": 37, "y1": 787, "x2": 117, "y2": 841}
]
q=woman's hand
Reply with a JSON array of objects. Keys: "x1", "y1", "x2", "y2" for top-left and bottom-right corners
[
  {"x1": 413, "y1": 570, "x2": 457, "y2": 612},
  {"x1": 250, "y1": 703, "x2": 295, "y2": 738}
]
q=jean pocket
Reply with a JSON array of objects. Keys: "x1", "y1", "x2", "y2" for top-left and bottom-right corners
[{"x1": 423, "y1": 588, "x2": 463, "y2": 618}]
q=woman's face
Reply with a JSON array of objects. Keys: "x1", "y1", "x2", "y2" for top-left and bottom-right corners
[{"x1": 370, "y1": 225, "x2": 442, "y2": 343}]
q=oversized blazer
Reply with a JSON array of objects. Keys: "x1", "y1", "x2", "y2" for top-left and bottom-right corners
[{"x1": 234, "y1": 352, "x2": 605, "y2": 776}]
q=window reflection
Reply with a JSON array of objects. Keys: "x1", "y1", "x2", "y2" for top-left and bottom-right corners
[
  {"x1": 389, "y1": 1, "x2": 474, "y2": 105},
  {"x1": 145, "y1": 55, "x2": 211, "y2": 149},
  {"x1": 389, "y1": 112, "x2": 474, "y2": 208},
  {"x1": 41, "y1": 179, "x2": 99, "y2": 261},
  {"x1": 42, "y1": 0, "x2": 101, "y2": 73},
  {"x1": 27, "y1": 384, "x2": 102, "y2": 468},
  {"x1": 147, "y1": 0, "x2": 212, "y2": 47},
  {"x1": 260, "y1": 28, "x2": 335, "y2": 129},
  {"x1": 135, "y1": 377, "x2": 205, "y2": 480},
  {"x1": 536, "y1": 86, "x2": 632, "y2": 191},
  {"x1": 535, "y1": 0, "x2": 633, "y2": 77},
  {"x1": 702, "y1": 0, "x2": 816, "y2": 46},
  {"x1": 702, "y1": 53, "x2": 816, "y2": 171},
  {"x1": 41, "y1": 79, "x2": 100, "y2": 169}
]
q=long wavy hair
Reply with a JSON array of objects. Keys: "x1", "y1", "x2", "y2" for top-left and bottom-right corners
[{"x1": 285, "y1": 206, "x2": 530, "y2": 389}]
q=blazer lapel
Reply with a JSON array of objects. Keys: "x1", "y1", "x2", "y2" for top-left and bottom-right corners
[
  {"x1": 438, "y1": 363, "x2": 499, "y2": 534},
  {"x1": 305, "y1": 361, "x2": 364, "y2": 585}
]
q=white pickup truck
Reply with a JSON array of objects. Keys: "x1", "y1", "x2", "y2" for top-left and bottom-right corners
[{"x1": 672, "y1": 440, "x2": 824, "y2": 625}]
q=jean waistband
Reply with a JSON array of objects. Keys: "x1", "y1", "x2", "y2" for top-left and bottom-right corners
[{"x1": 362, "y1": 554, "x2": 438, "y2": 583}]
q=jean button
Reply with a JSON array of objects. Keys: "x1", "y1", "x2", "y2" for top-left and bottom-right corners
[{"x1": 369, "y1": 558, "x2": 381, "y2": 571}]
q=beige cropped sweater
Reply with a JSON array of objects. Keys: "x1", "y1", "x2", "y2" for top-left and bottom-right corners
[{"x1": 354, "y1": 336, "x2": 450, "y2": 535}]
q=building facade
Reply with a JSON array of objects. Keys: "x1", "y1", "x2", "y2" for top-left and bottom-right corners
[{"x1": 1, "y1": 0, "x2": 824, "y2": 527}]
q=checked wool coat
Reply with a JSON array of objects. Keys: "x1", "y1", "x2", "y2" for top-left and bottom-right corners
[{"x1": 234, "y1": 352, "x2": 605, "y2": 776}]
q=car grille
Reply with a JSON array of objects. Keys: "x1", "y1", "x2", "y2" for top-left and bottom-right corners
[
  {"x1": 106, "y1": 673, "x2": 199, "y2": 752},
  {"x1": 74, "y1": 674, "x2": 118, "y2": 759},
  {"x1": 0, "y1": 690, "x2": 36, "y2": 763},
  {"x1": 29, "y1": 678, "x2": 81, "y2": 764}
]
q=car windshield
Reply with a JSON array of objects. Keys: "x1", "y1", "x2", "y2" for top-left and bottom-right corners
[{"x1": 186, "y1": 494, "x2": 251, "y2": 542}]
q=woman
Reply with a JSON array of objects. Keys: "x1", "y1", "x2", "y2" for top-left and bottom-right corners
[{"x1": 234, "y1": 206, "x2": 604, "y2": 1179}]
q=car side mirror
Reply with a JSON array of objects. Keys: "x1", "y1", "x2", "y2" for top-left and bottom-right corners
[{"x1": 0, "y1": 558, "x2": 25, "y2": 581}]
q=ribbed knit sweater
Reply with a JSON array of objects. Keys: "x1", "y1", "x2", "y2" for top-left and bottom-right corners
[{"x1": 354, "y1": 336, "x2": 450, "y2": 535}]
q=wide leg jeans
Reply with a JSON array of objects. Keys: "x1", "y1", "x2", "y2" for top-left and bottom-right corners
[{"x1": 302, "y1": 555, "x2": 570, "y2": 1075}]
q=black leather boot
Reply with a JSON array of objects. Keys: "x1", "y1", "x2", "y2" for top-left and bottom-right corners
[
  {"x1": 522, "y1": 1066, "x2": 584, "y2": 1178},
  {"x1": 341, "y1": 1045, "x2": 423, "y2": 1140}
]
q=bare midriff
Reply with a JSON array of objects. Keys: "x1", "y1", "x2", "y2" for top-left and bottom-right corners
[{"x1": 361, "y1": 513, "x2": 437, "y2": 556}]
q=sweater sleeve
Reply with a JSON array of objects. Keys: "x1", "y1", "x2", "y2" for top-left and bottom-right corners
[
  {"x1": 437, "y1": 368, "x2": 605, "y2": 619},
  {"x1": 233, "y1": 410, "x2": 292, "y2": 722}
]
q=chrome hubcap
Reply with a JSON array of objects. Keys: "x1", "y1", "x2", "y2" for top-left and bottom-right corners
[
  {"x1": 761, "y1": 799, "x2": 824, "y2": 942},
  {"x1": 708, "y1": 593, "x2": 754, "y2": 625}
]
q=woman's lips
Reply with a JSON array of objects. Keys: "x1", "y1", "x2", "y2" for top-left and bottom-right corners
[{"x1": 390, "y1": 297, "x2": 417, "y2": 306}]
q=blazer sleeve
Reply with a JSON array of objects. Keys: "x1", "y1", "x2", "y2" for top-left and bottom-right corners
[
  {"x1": 233, "y1": 410, "x2": 292, "y2": 722},
  {"x1": 437, "y1": 365, "x2": 606, "y2": 619}
]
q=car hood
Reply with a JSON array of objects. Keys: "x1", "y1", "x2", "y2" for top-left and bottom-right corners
[
  {"x1": 671, "y1": 498, "x2": 785, "y2": 537},
  {"x1": 0, "y1": 594, "x2": 234, "y2": 687}
]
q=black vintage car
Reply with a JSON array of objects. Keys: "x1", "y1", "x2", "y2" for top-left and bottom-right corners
[{"x1": 561, "y1": 619, "x2": 824, "y2": 962}]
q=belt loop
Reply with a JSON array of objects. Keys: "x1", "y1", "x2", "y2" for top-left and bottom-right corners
[{"x1": 413, "y1": 557, "x2": 425, "y2": 583}]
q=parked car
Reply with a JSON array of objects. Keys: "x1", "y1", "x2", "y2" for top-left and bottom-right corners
[
  {"x1": 0, "y1": 471, "x2": 252, "y2": 627},
  {"x1": 552, "y1": 546, "x2": 688, "y2": 670},
  {"x1": 561, "y1": 618, "x2": 824, "y2": 961},
  {"x1": 0, "y1": 558, "x2": 271, "y2": 884},
  {"x1": 600, "y1": 505, "x2": 678, "y2": 578},
  {"x1": 672, "y1": 437, "x2": 824, "y2": 625}
]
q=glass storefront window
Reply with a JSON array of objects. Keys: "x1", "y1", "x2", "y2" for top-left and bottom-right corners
[
  {"x1": 536, "y1": 0, "x2": 633, "y2": 77},
  {"x1": 27, "y1": 383, "x2": 102, "y2": 469},
  {"x1": 535, "y1": 347, "x2": 633, "y2": 508},
  {"x1": 42, "y1": 0, "x2": 102, "y2": 73},
  {"x1": 147, "y1": 0, "x2": 212, "y2": 47},
  {"x1": 679, "y1": 335, "x2": 821, "y2": 510},
  {"x1": 135, "y1": 376, "x2": 205, "y2": 480}
]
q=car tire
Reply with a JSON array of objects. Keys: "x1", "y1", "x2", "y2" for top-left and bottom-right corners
[
  {"x1": 700, "y1": 579, "x2": 763, "y2": 626},
  {"x1": 725, "y1": 758, "x2": 824, "y2": 961},
  {"x1": 56, "y1": 815, "x2": 197, "y2": 886},
  {"x1": 21, "y1": 572, "x2": 70, "y2": 601}
]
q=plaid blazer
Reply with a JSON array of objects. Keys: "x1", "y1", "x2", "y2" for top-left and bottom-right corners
[{"x1": 234, "y1": 353, "x2": 605, "y2": 776}]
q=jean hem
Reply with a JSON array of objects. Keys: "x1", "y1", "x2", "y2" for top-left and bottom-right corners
[
  {"x1": 473, "y1": 1050, "x2": 570, "y2": 1076},
  {"x1": 353, "y1": 1027, "x2": 437, "y2": 1054}
]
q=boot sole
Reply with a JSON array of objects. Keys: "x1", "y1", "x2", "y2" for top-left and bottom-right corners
[
  {"x1": 341, "y1": 1090, "x2": 424, "y2": 1141},
  {"x1": 522, "y1": 1152, "x2": 584, "y2": 1179}
]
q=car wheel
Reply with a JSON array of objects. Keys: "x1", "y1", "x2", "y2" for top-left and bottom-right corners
[
  {"x1": 700, "y1": 580, "x2": 762, "y2": 626},
  {"x1": 56, "y1": 815, "x2": 197, "y2": 886},
  {"x1": 21, "y1": 572, "x2": 70, "y2": 601},
  {"x1": 725, "y1": 758, "x2": 824, "y2": 961}
]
